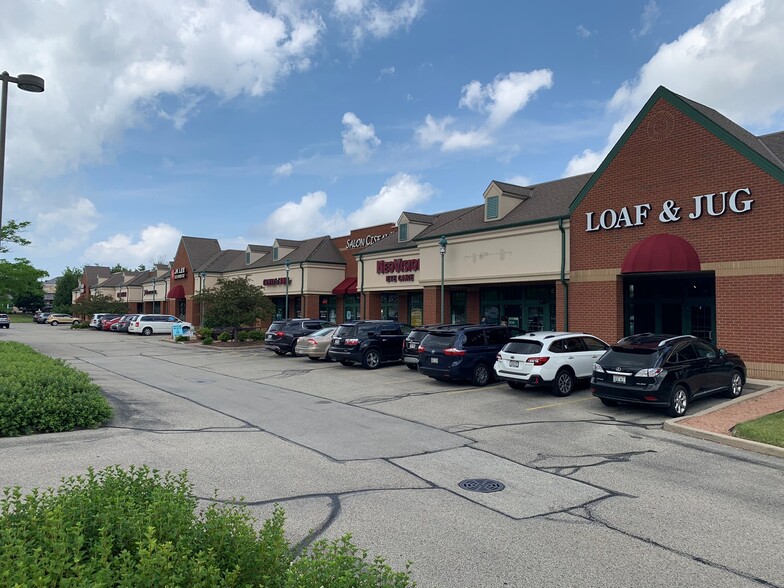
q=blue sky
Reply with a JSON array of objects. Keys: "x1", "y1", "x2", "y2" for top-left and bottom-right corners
[{"x1": 1, "y1": 0, "x2": 782, "y2": 277}]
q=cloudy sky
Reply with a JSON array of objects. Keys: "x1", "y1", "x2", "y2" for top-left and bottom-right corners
[{"x1": 1, "y1": 0, "x2": 782, "y2": 276}]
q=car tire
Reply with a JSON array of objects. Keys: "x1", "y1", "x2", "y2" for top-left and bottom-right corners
[
  {"x1": 406, "y1": 363, "x2": 418, "y2": 370},
  {"x1": 273, "y1": 350, "x2": 286, "y2": 356},
  {"x1": 667, "y1": 385, "x2": 689, "y2": 417},
  {"x1": 508, "y1": 381, "x2": 526, "y2": 390},
  {"x1": 51, "y1": 321, "x2": 59, "y2": 326},
  {"x1": 142, "y1": 327, "x2": 153, "y2": 336},
  {"x1": 724, "y1": 370, "x2": 744, "y2": 399},
  {"x1": 552, "y1": 369, "x2": 575, "y2": 397},
  {"x1": 73, "y1": 320, "x2": 80, "y2": 325},
  {"x1": 340, "y1": 360, "x2": 353, "y2": 366},
  {"x1": 290, "y1": 339, "x2": 299, "y2": 356},
  {"x1": 308, "y1": 356, "x2": 319, "y2": 361},
  {"x1": 471, "y1": 363, "x2": 490, "y2": 386},
  {"x1": 600, "y1": 398, "x2": 619, "y2": 407},
  {"x1": 362, "y1": 349, "x2": 381, "y2": 370}
]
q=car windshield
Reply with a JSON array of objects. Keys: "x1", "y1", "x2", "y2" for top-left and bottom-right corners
[
  {"x1": 421, "y1": 333, "x2": 457, "y2": 350},
  {"x1": 504, "y1": 340, "x2": 543, "y2": 354},
  {"x1": 311, "y1": 327, "x2": 335, "y2": 337},
  {"x1": 602, "y1": 348, "x2": 659, "y2": 369}
]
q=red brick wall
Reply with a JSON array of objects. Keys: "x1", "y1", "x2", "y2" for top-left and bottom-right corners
[
  {"x1": 332, "y1": 223, "x2": 397, "y2": 278},
  {"x1": 570, "y1": 98, "x2": 784, "y2": 374}
]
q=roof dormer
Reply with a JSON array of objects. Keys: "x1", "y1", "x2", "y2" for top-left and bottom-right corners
[
  {"x1": 272, "y1": 239, "x2": 298, "y2": 261},
  {"x1": 483, "y1": 181, "x2": 532, "y2": 222},
  {"x1": 245, "y1": 244, "x2": 270, "y2": 265},
  {"x1": 397, "y1": 212, "x2": 435, "y2": 243}
]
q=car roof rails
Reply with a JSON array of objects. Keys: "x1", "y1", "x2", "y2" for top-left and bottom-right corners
[{"x1": 658, "y1": 335, "x2": 697, "y2": 347}]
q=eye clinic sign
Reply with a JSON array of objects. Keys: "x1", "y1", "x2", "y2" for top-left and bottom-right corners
[{"x1": 585, "y1": 187, "x2": 754, "y2": 231}]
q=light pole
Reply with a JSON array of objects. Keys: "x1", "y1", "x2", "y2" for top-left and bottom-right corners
[
  {"x1": 439, "y1": 235, "x2": 448, "y2": 324},
  {"x1": 152, "y1": 278, "x2": 157, "y2": 313},
  {"x1": 199, "y1": 271, "x2": 206, "y2": 326},
  {"x1": 284, "y1": 259, "x2": 291, "y2": 319},
  {"x1": 0, "y1": 72, "x2": 45, "y2": 236}
]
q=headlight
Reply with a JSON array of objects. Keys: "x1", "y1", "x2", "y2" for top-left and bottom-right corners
[{"x1": 593, "y1": 363, "x2": 604, "y2": 373}]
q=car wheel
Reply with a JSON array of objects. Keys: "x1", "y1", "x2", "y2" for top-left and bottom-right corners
[
  {"x1": 508, "y1": 381, "x2": 526, "y2": 390},
  {"x1": 406, "y1": 363, "x2": 418, "y2": 370},
  {"x1": 552, "y1": 369, "x2": 575, "y2": 397},
  {"x1": 471, "y1": 363, "x2": 490, "y2": 386},
  {"x1": 273, "y1": 350, "x2": 286, "y2": 356},
  {"x1": 73, "y1": 320, "x2": 80, "y2": 325},
  {"x1": 600, "y1": 398, "x2": 619, "y2": 407},
  {"x1": 667, "y1": 385, "x2": 689, "y2": 417},
  {"x1": 142, "y1": 327, "x2": 153, "y2": 336},
  {"x1": 340, "y1": 360, "x2": 353, "y2": 366},
  {"x1": 724, "y1": 370, "x2": 744, "y2": 399},
  {"x1": 362, "y1": 349, "x2": 381, "y2": 369},
  {"x1": 290, "y1": 339, "x2": 299, "y2": 356},
  {"x1": 51, "y1": 321, "x2": 59, "y2": 326},
  {"x1": 308, "y1": 356, "x2": 320, "y2": 361}
]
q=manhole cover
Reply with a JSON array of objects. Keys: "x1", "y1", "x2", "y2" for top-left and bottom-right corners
[{"x1": 458, "y1": 479, "x2": 505, "y2": 493}]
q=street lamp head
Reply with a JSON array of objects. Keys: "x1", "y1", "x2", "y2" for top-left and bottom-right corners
[
  {"x1": 199, "y1": 271, "x2": 206, "y2": 278},
  {"x1": 439, "y1": 235, "x2": 448, "y2": 255},
  {"x1": 284, "y1": 259, "x2": 291, "y2": 271},
  {"x1": 16, "y1": 74, "x2": 45, "y2": 93}
]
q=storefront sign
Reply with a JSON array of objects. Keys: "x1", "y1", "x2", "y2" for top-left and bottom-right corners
[
  {"x1": 173, "y1": 267, "x2": 187, "y2": 279},
  {"x1": 262, "y1": 277, "x2": 291, "y2": 286},
  {"x1": 585, "y1": 188, "x2": 754, "y2": 231},
  {"x1": 117, "y1": 292, "x2": 127, "y2": 298},
  {"x1": 144, "y1": 289, "x2": 156, "y2": 295},
  {"x1": 376, "y1": 258, "x2": 420, "y2": 274},
  {"x1": 346, "y1": 233, "x2": 390, "y2": 249}
]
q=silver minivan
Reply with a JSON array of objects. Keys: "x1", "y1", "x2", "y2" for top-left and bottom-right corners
[{"x1": 128, "y1": 314, "x2": 193, "y2": 336}]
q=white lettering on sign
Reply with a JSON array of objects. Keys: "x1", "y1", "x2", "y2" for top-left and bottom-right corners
[
  {"x1": 173, "y1": 267, "x2": 187, "y2": 279},
  {"x1": 585, "y1": 187, "x2": 753, "y2": 231},
  {"x1": 346, "y1": 233, "x2": 390, "y2": 249}
]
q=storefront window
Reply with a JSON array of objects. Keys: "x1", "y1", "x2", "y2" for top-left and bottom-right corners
[
  {"x1": 381, "y1": 293, "x2": 399, "y2": 320},
  {"x1": 319, "y1": 296, "x2": 337, "y2": 323},
  {"x1": 344, "y1": 294, "x2": 359, "y2": 322},
  {"x1": 408, "y1": 293, "x2": 423, "y2": 326},
  {"x1": 480, "y1": 285, "x2": 554, "y2": 330},
  {"x1": 450, "y1": 291, "x2": 466, "y2": 325}
]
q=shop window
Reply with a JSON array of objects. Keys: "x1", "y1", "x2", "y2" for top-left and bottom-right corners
[
  {"x1": 450, "y1": 291, "x2": 466, "y2": 324},
  {"x1": 399, "y1": 223, "x2": 408, "y2": 241},
  {"x1": 273, "y1": 246, "x2": 279, "y2": 261},
  {"x1": 246, "y1": 251, "x2": 251, "y2": 265},
  {"x1": 486, "y1": 196, "x2": 499, "y2": 220}
]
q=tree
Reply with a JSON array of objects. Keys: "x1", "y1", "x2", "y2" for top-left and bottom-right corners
[
  {"x1": 52, "y1": 267, "x2": 83, "y2": 312},
  {"x1": 14, "y1": 286, "x2": 45, "y2": 312},
  {"x1": 193, "y1": 277, "x2": 274, "y2": 332},
  {"x1": 110, "y1": 263, "x2": 131, "y2": 273},
  {"x1": 0, "y1": 220, "x2": 32, "y2": 254},
  {"x1": 0, "y1": 258, "x2": 47, "y2": 311},
  {"x1": 70, "y1": 292, "x2": 129, "y2": 318}
]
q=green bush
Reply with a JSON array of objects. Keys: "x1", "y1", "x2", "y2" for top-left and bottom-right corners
[
  {"x1": 248, "y1": 330, "x2": 265, "y2": 341},
  {"x1": 202, "y1": 337, "x2": 213, "y2": 345},
  {"x1": 0, "y1": 466, "x2": 414, "y2": 587},
  {"x1": 218, "y1": 331, "x2": 232, "y2": 342},
  {"x1": 71, "y1": 322, "x2": 91, "y2": 329},
  {"x1": 0, "y1": 342, "x2": 113, "y2": 437},
  {"x1": 175, "y1": 335, "x2": 190, "y2": 343},
  {"x1": 237, "y1": 331, "x2": 249, "y2": 342},
  {"x1": 197, "y1": 327, "x2": 212, "y2": 340}
]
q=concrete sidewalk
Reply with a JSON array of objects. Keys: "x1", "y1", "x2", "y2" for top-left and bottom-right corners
[{"x1": 664, "y1": 380, "x2": 784, "y2": 458}]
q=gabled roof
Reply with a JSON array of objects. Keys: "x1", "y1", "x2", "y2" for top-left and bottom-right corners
[
  {"x1": 204, "y1": 250, "x2": 246, "y2": 272},
  {"x1": 403, "y1": 212, "x2": 437, "y2": 224},
  {"x1": 127, "y1": 271, "x2": 155, "y2": 286},
  {"x1": 222, "y1": 236, "x2": 345, "y2": 272},
  {"x1": 570, "y1": 86, "x2": 784, "y2": 214},
  {"x1": 248, "y1": 244, "x2": 272, "y2": 253},
  {"x1": 759, "y1": 131, "x2": 784, "y2": 164},
  {"x1": 181, "y1": 236, "x2": 222, "y2": 269},
  {"x1": 83, "y1": 265, "x2": 110, "y2": 287},
  {"x1": 489, "y1": 181, "x2": 533, "y2": 199},
  {"x1": 95, "y1": 273, "x2": 125, "y2": 288},
  {"x1": 275, "y1": 238, "x2": 302, "y2": 247}
]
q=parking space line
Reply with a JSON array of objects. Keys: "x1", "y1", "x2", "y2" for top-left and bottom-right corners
[{"x1": 526, "y1": 397, "x2": 592, "y2": 411}]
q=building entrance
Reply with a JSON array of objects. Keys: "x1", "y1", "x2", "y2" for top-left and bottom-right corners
[{"x1": 623, "y1": 273, "x2": 716, "y2": 342}]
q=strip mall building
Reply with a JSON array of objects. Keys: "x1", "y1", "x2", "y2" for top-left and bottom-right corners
[{"x1": 78, "y1": 87, "x2": 783, "y2": 379}]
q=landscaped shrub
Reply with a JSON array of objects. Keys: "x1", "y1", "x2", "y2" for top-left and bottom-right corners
[
  {"x1": 0, "y1": 342, "x2": 113, "y2": 437},
  {"x1": 197, "y1": 327, "x2": 212, "y2": 340},
  {"x1": 237, "y1": 330, "x2": 249, "y2": 342},
  {"x1": 202, "y1": 337, "x2": 213, "y2": 345},
  {"x1": 218, "y1": 331, "x2": 232, "y2": 342},
  {"x1": 0, "y1": 465, "x2": 414, "y2": 587},
  {"x1": 175, "y1": 335, "x2": 190, "y2": 342},
  {"x1": 71, "y1": 322, "x2": 91, "y2": 329},
  {"x1": 248, "y1": 330, "x2": 265, "y2": 341}
]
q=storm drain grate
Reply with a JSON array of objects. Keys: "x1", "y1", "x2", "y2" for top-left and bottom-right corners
[{"x1": 458, "y1": 479, "x2": 505, "y2": 493}]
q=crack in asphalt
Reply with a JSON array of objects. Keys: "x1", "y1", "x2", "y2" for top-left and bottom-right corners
[
  {"x1": 105, "y1": 425, "x2": 258, "y2": 434},
  {"x1": 527, "y1": 450, "x2": 657, "y2": 476},
  {"x1": 450, "y1": 415, "x2": 661, "y2": 434},
  {"x1": 349, "y1": 386, "x2": 478, "y2": 406}
]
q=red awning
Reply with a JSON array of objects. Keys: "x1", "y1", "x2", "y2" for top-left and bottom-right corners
[
  {"x1": 621, "y1": 234, "x2": 701, "y2": 274},
  {"x1": 332, "y1": 277, "x2": 357, "y2": 295},
  {"x1": 166, "y1": 285, "x2": 186, "y2": 299}
]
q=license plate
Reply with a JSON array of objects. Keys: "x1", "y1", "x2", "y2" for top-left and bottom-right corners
[
  {"x1": 509, "y1": 360, "x2": 519, "y2": 368},
  {"x1": 613, "y1": 375, "x2": 626, "y2": 384},
  {"x1": 430, "y1": 357, "x2": 438, "y2": 364},
  {"x1": 409, "y1": 342, "x2": 418, "y2": 349}
]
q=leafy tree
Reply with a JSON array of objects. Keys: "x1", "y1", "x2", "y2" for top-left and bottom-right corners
[
  {"x1": 193, "y1": 277, "x2": 274, "y2": 332},
  {"x1": 110, "y1": 263, "x2": 131, "y2": 273},
  {"x1": 70, "y1": 292, "x2": 129, "y2": 317},
  {"x1": 0, "y1": 220, "x2": 32, "y2": 254},
  {"x1": 0, "y1": 258, "x2": 48, "y2": 311},
  {"x1": 14, "y1": 286, "x2": 45, "y2": 312},
  {"x1": 52, "y1": 267, "x2": 82, "y2": 312},
  {"x1": 136, "y1": 264, "x2": 147, "y2": 272}
]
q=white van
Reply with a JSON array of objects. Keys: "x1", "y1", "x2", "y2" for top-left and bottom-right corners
[{"x1": 128, "y1": 314, "x2": 193, "y2": 336}]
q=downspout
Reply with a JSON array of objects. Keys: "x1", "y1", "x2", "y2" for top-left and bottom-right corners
[
  {"x1": 299, "y1": 262, "x2": 304, "y2": 317},
  {"x1": 559, "y1": 218, "x2": 569, "y2": 331},
  {"x1": 359, "y1": 253, "x2": 365, "y2": 320}
]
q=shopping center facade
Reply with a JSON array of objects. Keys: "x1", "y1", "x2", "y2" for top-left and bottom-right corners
[{"x1": 77, "y1": 87, "x2": 783, "y2": 379}]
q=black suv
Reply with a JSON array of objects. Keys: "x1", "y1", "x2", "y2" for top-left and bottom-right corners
[
  {"x1": 592, "y1": 334, "x2": 746, "y2": 417},
  {"x1": 265, "y1": 319, "x2": 335, "y2": 356},
  {"x1": 418, "y1": 324, "x2": 524, "y2": 386},
  {"x1": 328, "y1": 320, "x2": 412, "y2": 369}
]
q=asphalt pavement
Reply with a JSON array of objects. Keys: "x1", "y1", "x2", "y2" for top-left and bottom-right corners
[{"x1": 1, "y1": 324, "x2": 782, "y2": 587}]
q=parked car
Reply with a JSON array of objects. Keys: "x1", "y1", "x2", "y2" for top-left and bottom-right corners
[
  {"x1": 494, "y1": 331, "x2": 610, "y2": 396},
  {"x1": 294, "y1": 327, "x2": 337, "y2": 360},
  {"x1": 46, "y1": 313, "x2": 81, "y2": 326},
  {"x1": 113, "y1": 314, "x2": 139, "y2": 333},
  {"x1": 591, "y1": 334, "x2": 746, "y2": 417},
  {"x1": 36, "y1": 312, "x2": 51, "y2": 324},
  {"x1": 418, "y1": 324, "x2": 524, "y2": 386},
  {"x1": 328, "y1": 320, "x2": 412, "y2": 369},
  {"x1": 402, "y1": 324, "x2": 457, "y2": 370},
  {"x1": 0, "y1": 314, "x2": 9, "y2": 328},
  {"x1": 128, "y1": 314, "x2": 193, "y2": 336},
  {"x1": 103, "y1": 316, "x2": 124, "y2": 331},
  {"x1": 265, "y1": 319, "x2": 336, "y2": 356}
]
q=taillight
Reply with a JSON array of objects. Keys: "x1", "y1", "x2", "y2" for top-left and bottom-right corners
[
  {"x1": 635, "y1": 368, "x2": 666, "y2": 378},
  {"x1": 418, "y1": 344, "x2": 425, "y2": 352},
  {"x1": 443, "y1": 347, "x2": 465, "y2": 356},
  {"x1": 526, "y1": 357, "x2": 549, "y2": 366},
  {"x1": 275, "y1": 331, "x2": 285, "y2": 336},
  {"x1": 307, "y1": 338, "x2": 317, "y2": 345},
  {"x1": 134, "y1": 322, "x2": 139, "y2": 327},
  {"x1": 345, "y1": 338, "x2": 360, "y2": 346},
  {"x1": 496, "y1": 354, "x2": 502, "y2": 361}
]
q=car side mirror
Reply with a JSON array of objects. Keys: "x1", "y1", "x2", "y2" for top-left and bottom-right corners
[{"x1": 719, "y1": 348, "x2": 727, "y2": 356}]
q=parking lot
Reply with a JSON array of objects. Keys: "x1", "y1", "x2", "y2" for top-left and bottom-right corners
[{"x1": 1, "y1": 324, "x2": 783, "y2": 587}]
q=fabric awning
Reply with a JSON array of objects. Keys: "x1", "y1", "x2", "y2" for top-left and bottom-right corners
[
  {"x1": 166, "y1": 285, "x2": 186, "y2": 299},
  {"x1": 621, "y1": 234, "x2": 701, "y2": 274},
  {"x1": 332, "y1": 277, "x2": 357, "y2": 295}
]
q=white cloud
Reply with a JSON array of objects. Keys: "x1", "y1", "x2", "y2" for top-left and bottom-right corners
[
  {"x1": 82, "y1": 223, "x2": 182, "y2": 267},
  {"x1": 274, "y1": 162, "x2": 294, "y2": 177},
  {"x1": 334, "y1": 0, "x2": 366, "y2": 15},
  {"x1": 342, "y1": 112, "x2": 381, "y2": 161},
  {"x1": 417, "y1": 70, "x2": 553, "y2": 151},
  {"x1": 565, "y1": 0, "x2": 784, "y2": 176},
  {"x1": 576, "y1": 24, "x2": 593, "y2": 39},
  {"x1": 634, "y1": 0, "x2": 661, "y2": 38},
  {"x1": 504, "y1": 175, "x2": 532, "y2": 187},
  {"x1": 334, "y1": 0, "x2": 425, "y2": 47},
  {"x1": 377, "y1": 66, "x2": 396, "y2": 81},
  {"x1": 34, "y1": 198, "x2": 100, "y2": 252},
  {"x1": 258, "y1": 173, "x2": 433, "y2": 239},
  {"x1": 0, "y1": 0, "x2": 325, "y2": 179}
]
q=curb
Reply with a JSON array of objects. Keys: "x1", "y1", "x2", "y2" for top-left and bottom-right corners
[{"x1": 663, "y1": 380, "x2": 784, "y2": 459}]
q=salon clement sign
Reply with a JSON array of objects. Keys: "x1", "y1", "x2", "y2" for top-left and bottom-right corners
[{"x1": 585, "y1": 187, "x2": 754, "y2": 231}]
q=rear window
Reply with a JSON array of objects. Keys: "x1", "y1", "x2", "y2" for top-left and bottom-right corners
[
  {"x1": 407, "y1": 329, "x2": 430, "y2": 342},
  {"x1": 334, "y1": 325, "x2": 356, "y2": 337},
  {"x1": 311, "y1": 327, "x2": 334, "y2": 337},
  {"x1": 269, "y1": 322, "x2": 286, "y2": 331},
  {"x1": 603, "y1": 347, "x2": 660, "y2": 369},
  {"x1": 503, "y1": 340, "x2": 543, "y2": 354},
  {"x1": 421, "y1": 333, "x2": 457, "y2": 350}
]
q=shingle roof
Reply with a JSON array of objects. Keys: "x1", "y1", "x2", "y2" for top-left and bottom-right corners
[
  {"x1": 490, "y1": 181, "x2": 533, "y2": 198},
  {"x1": 95, "y1": 273, "x2": 125, "y2": 288},
  {"x1": 758, "y1": 131, "x2": 784, "y2": 165},
  {"x1": 204, "y1": 250, "x2": 246, "y2": 272},
  {"x1": 275, "y1": 238, "x2": 302, "y2": 247},
  {"x1": 127, "y1": 271, "x2": 155, "y2": 286},
  {"x1": 248, "y1": 244, "x2": 271, "y2": 253},
  {"x1": 83, "y1": 265, "x2": 111, "y2": 287},
  {"x1": 221, "y1": 236, "x2": 345, "y2": 273},
  {"x1": 181, "y1": 236, "x2": 222, "y2": 270},
  {"x1": 404, "y1": 212, "x2": 437, "y2": 224}
]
